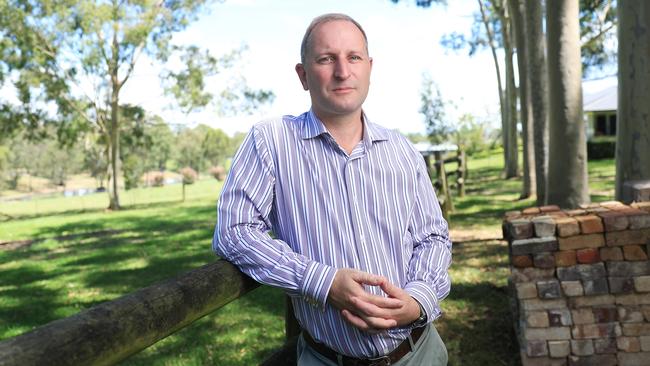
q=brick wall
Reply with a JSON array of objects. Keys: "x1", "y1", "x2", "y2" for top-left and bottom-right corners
[{"x1": 503, "y1": 201, "x2": 650, "y2": 366}]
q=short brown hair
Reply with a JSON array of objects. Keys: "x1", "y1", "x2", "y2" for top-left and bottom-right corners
[{"x1": 300, "y1": 13, "x2": 369, "y2": 64}]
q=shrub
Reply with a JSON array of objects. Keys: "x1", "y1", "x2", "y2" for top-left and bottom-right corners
[
  {"x1": 180, "y1": 167, "x2": 198, "y2": 185},
  {"x1": 151, "y1": 172, "x2": 165, "y2": 187},
  {"x1": 587, "y1": 136, "x2": 616, "y2": 160},
  {"x1": 209, "y1": 166, "x2": 226, "y2": 181}
]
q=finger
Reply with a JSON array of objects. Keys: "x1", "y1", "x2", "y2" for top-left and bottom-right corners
[
  {"x1": 350, "y1": 297, "x2": 391, "y2": 318},
  {"x1": 341, "y1": 310, "x2": 391, "y2": 333},
  {"x1": 341, "y1": 309, "x2": 372, "y2": 331},
  {"x1": 379, "y1": 280, "x2": 405, "y2": 298},
  {"x1": 351, "y1": 271, "x2": 386, "y2": 286},
  {"x1": 361, "y1": 293, "x2": 404, "y2": 309}
]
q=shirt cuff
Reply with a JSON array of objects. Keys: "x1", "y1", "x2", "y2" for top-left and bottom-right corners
[
  {"x1": 405, "y1": 280, "x2": 442, "y2": 323},
  {"x1": 300, "y1": 261, "x2": 337, "y2": 311}
]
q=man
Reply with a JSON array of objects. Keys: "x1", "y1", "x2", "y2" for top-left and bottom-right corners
[{"x1": 213, "y1": 13, "x2": 451, "y2": 366}]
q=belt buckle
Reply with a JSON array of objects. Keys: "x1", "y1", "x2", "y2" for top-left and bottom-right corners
[{"x1": 367, "y1": 355, "x2": 391, "y2": 366}]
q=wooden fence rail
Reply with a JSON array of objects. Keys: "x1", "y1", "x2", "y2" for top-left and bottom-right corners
[{"x1": 0, "y1": 260, "x2": 261, "y2": 366}]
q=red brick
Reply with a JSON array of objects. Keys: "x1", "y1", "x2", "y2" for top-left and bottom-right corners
[
  {"x1": 621, "y1": 323, "x2": 650, "y2": 336},
  {"x1": 549, "y1": 340, "x2": 571, "y2": 358},
  {"x1": 526, "y1": 340, "x2": 549, "y2": 357},
  {"x1": 623, "y1": 245, "x2": 649, "y2": 261},
  {"x1": 559, "y1": 234, "x2": 605, "y2": 251},
  {"x1": 533, "y1": 252, "x2": 556, "y2": 268},
  {"x1": 581, "y1": 203, "x2": 601, "y2": 209},
  {"x1": 600, "y1": 247, "x2": 623, "y2": 261},
  {"x1": 526, "y1": 311, "x2": 550, "y2": 327},
  {"x1": 533, "y1": 215, "x2": 557, "y2": 237},
  {"x1": 525, "y1": 327, "x2": 571, "y2": 340},
  {"x1": 605, "y1": 229, "x2": 650, "y2": 246},
  {"x1": 576, "y1": 248, "x2": 601, "y2": 264},
  {"x1": 616, "y1": 336, "x2": 641, "y2": 352},
  {"x1": 632, "y1": 202, "x2": 650, "y2": 214},
  {"x1": 511, "y1": 267, "x2": 556, "y2": 283},
  {"x1": 601, "y1": 201, "x2": 625, "y2": 208},
  {"x1": 516, "y1": 282, "x2": 538, "y2": 299},
  {"x1": 555, "y1": 250, "x2": 577, "y2": 267},
  {"x1": 540, "y1": 205, "x2": 561, "y2": 212},
  {"x1": 513, "y1": 255, "x2": 534, "y2": 268},
  {"x1": 523, "y1": 207, "x2": 541, "y2": 215},
  {"x1": 504, "y1": 219, "x2": 534, "y2": 240},
  {"x1": 575, "y1": 215, "x2": 604, "y2": 234},
  {"x1": 593, "y1": 338, "x2": 617, "y2": 354},
  {"x1": 567, "y1": 209, "x2": 587, "y2": 216},
  {"x1": 634, "y1": 276, "x2": 650, "y2": 292},
  {"x1": 556, "y1": 217, "x2": 581, "y2": 237},
  {"x1": 571, "y1": 339, "x2": 594, "y2": 356},
  {"x1": 586, "y1": 207, "x2": 609, "y2": 214},
  {"x1": 618, "y1": 306, "x2": 645, "y2": 323},
  {"x1": 598, "y1": 211, "x2": 629, "y2": 231},
  {"x1": 572, "y1": 323, "x2": 621, "y2": 339},
  {"x1": 593, "y1": 306, "x2": 618, "y2": 323},
  {"x1": 628, "y1": 212, "x2": 650, "y2": 229}
]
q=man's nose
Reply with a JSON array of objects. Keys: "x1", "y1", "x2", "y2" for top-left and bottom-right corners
[{"x1": 334, "y1": 60, "x2": 351, "y2": 79}]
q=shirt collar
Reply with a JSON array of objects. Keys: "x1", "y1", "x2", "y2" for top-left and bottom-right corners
[{"x1": 301, "y1": 109, "x2": 389, "y2": 145}]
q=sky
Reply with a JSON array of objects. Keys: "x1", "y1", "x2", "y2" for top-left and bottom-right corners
[
  {"x1": 1, "y1": 0, "x2": 617, "y2": 137},
  {"x1": 119, "y1": 0, "x2": 504, "y2": 136}
]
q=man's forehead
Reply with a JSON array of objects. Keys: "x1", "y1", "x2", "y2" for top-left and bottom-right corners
[{"x1": 309, "y1": 20, "x2": 367, "y2": 51}]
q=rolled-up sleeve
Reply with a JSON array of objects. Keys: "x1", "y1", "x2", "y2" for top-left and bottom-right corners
[
  {"x1": 213, "y1": 126, "x2": 336, "y2": 307},
  {"x1": 404, "y1": 153, "x2": 452, "y2": 323}
]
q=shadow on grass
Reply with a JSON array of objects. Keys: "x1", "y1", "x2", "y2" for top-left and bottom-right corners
[
  {"x1": 440, "y1": 282, "x2": 520, "y2": 366},
  {"x1": 121, "y1": 286, "x2": 286, "y2": 366},
  {"x1": 0, "y1": 202, "x2": 221, "y2": 341},
  {"x1": 2, "y1": 197, "x2": 198, "y2": 223}
]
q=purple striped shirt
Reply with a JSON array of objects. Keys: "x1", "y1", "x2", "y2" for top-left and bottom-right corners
[{"x1": 213, "y1": 110, "x2": 451, "y2": 358}]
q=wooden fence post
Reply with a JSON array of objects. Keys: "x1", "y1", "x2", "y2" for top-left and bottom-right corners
[
  {"x1": 434, "y1": 152, "x2": 453, "y2": 217},
  {"x1": 285, "y1": 296, "x2": 301, "y2": 340},
  {"x1": 457, "y1": 149, "x2": 466, "y2": 197}
]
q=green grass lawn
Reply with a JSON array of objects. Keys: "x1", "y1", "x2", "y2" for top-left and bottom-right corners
[{"x1": 0, "y1": 152, "x2": 616, "y2": 365}]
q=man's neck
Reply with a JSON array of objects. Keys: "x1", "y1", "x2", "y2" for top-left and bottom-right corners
[{"x1": 317, "y1": 111, "x2": 364, "y2": 155}]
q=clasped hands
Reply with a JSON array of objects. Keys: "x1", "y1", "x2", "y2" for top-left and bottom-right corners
[{"x1": 327, "y1": 268, "x2": 420, "y2": 334}]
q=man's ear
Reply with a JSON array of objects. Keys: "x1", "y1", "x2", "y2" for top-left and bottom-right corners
[{"x1": 295, "y1": 63, "x2": 309, "y2": 90}]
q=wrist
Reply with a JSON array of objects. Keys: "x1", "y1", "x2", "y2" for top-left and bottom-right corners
[{"x1": 410, "y1": 297, "x2": 427, "y2": 327}]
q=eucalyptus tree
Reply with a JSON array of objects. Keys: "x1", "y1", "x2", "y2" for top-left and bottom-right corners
[
  {"x1": 525, "y1": 0, "x2": 549, "y2": 205},
  {"x1": 0, "y1": 0, "x2": 273, "y2": 209},
  {"x1": 546, "y1": 0, "x2": 590, "y2": 208},
  {"x1": 509, "y1": 0, "x2": 534, "y2": 198},
  {"x1": 616, "y1": 0, "x2": 650, "y2": 201}
]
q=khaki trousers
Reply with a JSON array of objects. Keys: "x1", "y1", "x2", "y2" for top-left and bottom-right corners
[{"x1": 296, "y1": 324, "x2": 448, "y2": 366}]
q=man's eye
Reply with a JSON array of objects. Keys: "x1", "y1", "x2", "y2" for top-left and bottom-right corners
[
  {"x1": 349, "y1": 55, "x2": 363, "y2": 62},
  {"x1": 317, "y1": 56, "x2": 334, "y2": 64}
]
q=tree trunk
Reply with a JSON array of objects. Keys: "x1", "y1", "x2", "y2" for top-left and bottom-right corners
[
  {"x1": 108, "y1": 20, "x2": 121, "y2": 210},
  {"x1": 478, "y1": 0, "x2": 508, "y2": 174},
  {"x1": 496, "y1": 0, "x2": 519, "y2": 179},
  {"x1": 546, "y1": 0, "x2": 590, "y2": 208},
  {"x1": 510, "y1": 0, "x2": 535, "y2": 198},
  {"x1": 525, "y1": 0, "x2": 549, "y2": 205},
  {"x1": 616, "y1": 0, "x2": 650, "y2": 201}
]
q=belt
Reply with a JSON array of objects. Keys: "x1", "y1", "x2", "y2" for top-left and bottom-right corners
[{"x1": 303, "y1": 326, "x2": 426, "y2": 366}]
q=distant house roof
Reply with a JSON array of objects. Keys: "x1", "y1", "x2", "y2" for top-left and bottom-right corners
[
  {"x1": 584, "y1": 85, "x2": 617, "y2": 112},
  {"x1": 414, "y1": 142, "x2": 458, "y2": 156}
]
